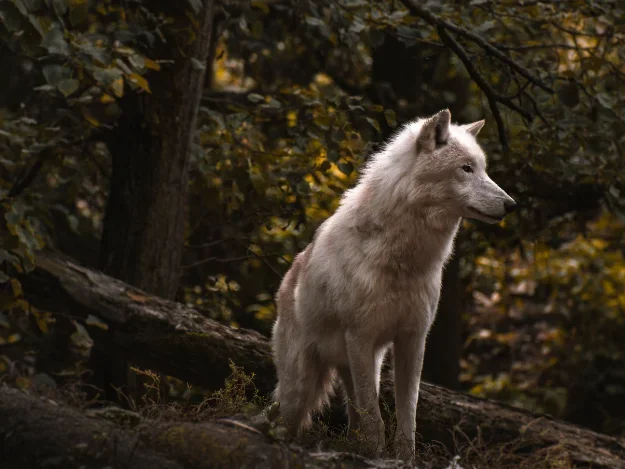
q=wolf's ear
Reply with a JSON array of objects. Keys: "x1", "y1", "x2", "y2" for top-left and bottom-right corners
[
  {"x1": 462, "y1": 119, "x2": 485, "y2": 137},
  {"x1": 416, "y1": 109, "x2": 451, "y2": 153}
]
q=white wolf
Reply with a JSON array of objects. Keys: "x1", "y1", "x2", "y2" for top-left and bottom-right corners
[{"x1": 271, "y1": 109, "x2": 516, "y2": 459}]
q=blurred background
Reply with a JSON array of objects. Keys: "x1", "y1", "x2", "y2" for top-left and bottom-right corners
[{"x1": 1, "y1": 0, "x2": 624, "y2": 440}]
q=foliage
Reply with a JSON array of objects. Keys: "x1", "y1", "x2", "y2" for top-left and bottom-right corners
[
  {"x1": 1, "y1": 0, "x2": 625, "y2": 439},
  {"x1": 466, "y1": 210, "x2": 625, "y2": 434}
]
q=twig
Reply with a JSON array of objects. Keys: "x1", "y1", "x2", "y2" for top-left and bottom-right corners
[
  {"x1": 496, "y1": 44, "x2": 592, "y2": 52},
  {"x1": 233, "y1": 237, "x2": 282, "y2": 278},
  {"x1": 182, "y1": 252, "x2": 283, "y2": 270}
]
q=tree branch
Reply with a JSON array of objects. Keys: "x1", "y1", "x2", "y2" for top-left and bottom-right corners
[
  {"x1": 437, "y1": 27, "x2": 510, "y2": 154},
  {"x1": 6, "y1": 150, "x2": 47, "y2": 198},
  {"x1": 399, "y1": 0, "x2": 554, "y2": 94}
]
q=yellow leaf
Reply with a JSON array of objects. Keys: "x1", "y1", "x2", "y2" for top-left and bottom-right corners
[
  {"x1": 110, "y1": 77, "x2": 124, "y2": 98},
  {"x1": 126, "y1": 290, "x2": 149, "y2": 303},
  {"x1": 8, "y1": 333, "x2": 21, "y2": 344},
  {"x1": 115, "y1": 46, "x2": 135, "y2": 56},
  {"x1": 82, "y1": 108, "x2": 100, "y2": 127},
  {"x1": 251, "y1": 1, "x2": 270, "y2": 13},
  {"x1": 144, "y1": 58, "x2": 161, "y2": 71},
  {"x1": 86, "y1": 314, "x2": 109, "y2": 330},
  {"x1": 128, "y1": 73, "x2": 151, "y2": 93},
  {"x1": 10, "y1": 278, "x2": 22, "y2": 298},
  {"x1": 36, "y1": 316, "x2": 49, "y2": 333},
  {"x1": 13, "y1": 299, "x2": 29, "y2": 311},
  {"x1": 100, "y1": 93, "x2": 115, "y2": 103},
  {"x1": 15, "y1": 377, "x2": 30, "y2": 389}
]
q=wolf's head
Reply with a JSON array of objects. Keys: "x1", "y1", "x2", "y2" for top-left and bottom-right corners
[{"x1": 379, "y1": 109, "x2": 516, "y2": 224}]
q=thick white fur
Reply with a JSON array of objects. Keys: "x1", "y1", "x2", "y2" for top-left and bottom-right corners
[{"x1": 271, "y1": 110, "x2": 515, "y2": 459}]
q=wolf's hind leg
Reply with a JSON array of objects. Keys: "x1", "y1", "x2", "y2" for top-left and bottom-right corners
[{"x1": 274, "y1": 343, "x2": 334, "y2": 435}]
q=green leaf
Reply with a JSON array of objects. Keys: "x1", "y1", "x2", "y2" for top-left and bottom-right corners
[
  {"x1": 69, "y1": 0, "x2": 88, "y2": 26},
  {"x1": 186, "y1": 0, "x2": 202, "y2": 13},
  {"x1": 0, "y1": 249, "x2": 19, "y2": 265},
  {"x1": 41, "y1": 25, "x2": 70, "y2": 55},
  {"x1": 365, "y1": 117, "x2": 380, "y2": 132},
  {"x1": 396, "y1": 26, "x2": 419, "y2": 47},
  {"x1": 349, "y1": 19, "x2": 366, "y2": 34},
  {"x1": 596, "y1": 93, "x2": 614, "y2": 110},
  {"x1": 296, "y1": 180, "x2": 310, "y2": 195},
  {"x1": 42, "y1": 64, "x2": 64, "y2": 86},
  {"x1": 52, "y1": 0, "x2": 68, "y2": 15},
  {"x1": 327, "y1": 149, "x2": 340, "y2": 163},
  {"x1": 264, "y1": 98, "x2": 282, "y2": 109},
  {"x1": 0, "y1": 3, "x2": 23, "y2": 32},
  {"x1": 128, "y1": 54, "x2": 146, "y2": 70},
  {"x1": 92, "y1": 67, "x2": 123, "y2": 87},
  {"x1": 24, "y1": 0, "x2": 42, "y2": 11},
  {"x1": 338, "y1": 161, "x2": 354, "y2": 175},
  {"x1": 319, "y1": 160, "x2": 331, "y2": 172},
  {"x1": 384, "y1": 109, "x2": 397, "y2": 127},
  {"x1": 247, "y1": 93, "x2": 265, "y2": 103},
  {"x1": 305, "y1": 17, "x2": 325, "y2": 27},
  {"x1": 57, "y1": 78, "x2": 79, "y2": 97}
]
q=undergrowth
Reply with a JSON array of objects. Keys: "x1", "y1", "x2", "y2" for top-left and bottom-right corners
[{"x1": 29, "y1": 362, "x2": 576, "y2": 469}]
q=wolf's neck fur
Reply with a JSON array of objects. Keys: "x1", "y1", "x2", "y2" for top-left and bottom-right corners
[
  {"x1": 337, "y1": 123, "x2": 461, "y2": 271},
  {"x1": 344, "y1": 176, "x2": 460, "y2": 273}
]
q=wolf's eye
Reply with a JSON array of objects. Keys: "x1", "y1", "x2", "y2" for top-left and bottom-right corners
[{"x1": 462, "y1": 164, "x2": 473, "y2": 173}]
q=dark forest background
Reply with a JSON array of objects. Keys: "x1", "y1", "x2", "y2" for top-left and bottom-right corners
[{"x1": 1, "y1": 1, "x2": 625, "y2": 467}]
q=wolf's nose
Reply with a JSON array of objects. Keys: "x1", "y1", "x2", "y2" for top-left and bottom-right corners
[{"x1": 504, "y1": 200, "x2": 517, "y2": 214}]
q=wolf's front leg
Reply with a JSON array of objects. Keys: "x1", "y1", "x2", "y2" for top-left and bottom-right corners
[
  {"x1": 393, "y1": 330, "x2": 426, "y2": 460},
  {"x1": 345, "y1": 331, "x2": 385, "y2": 454}
]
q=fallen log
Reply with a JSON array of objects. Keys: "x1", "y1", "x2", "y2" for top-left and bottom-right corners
[
  {"x1": 17, "y1": 252, "x2": 625, "y2": 468},
  {"x1": 0, "y1": 387, "x2": 384, "y2": 469},
  {"x1": 20, "y1": 252, "x2": 276, "y2": 395}
]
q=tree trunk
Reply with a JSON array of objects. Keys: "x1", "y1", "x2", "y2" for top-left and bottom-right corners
[
  {"x1": 92, "y1": 1, "x2": 216, "y2": 402},
  {"x1": 421, "y1": 252, "x2": 463, "y2": 388},
  {"x1": 100, "y1": 0, "x2": 215, "y2": 300},
  {"x1": 17, "y1": 252, "x2": 625, "y2": 469}
]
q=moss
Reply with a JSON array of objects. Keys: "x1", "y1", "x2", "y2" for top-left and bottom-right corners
[
  {"x1": 86, "y1": 406, "x2": 142, "y2": 427},
  {"x1": 154, "y1": 424, "x2": 250, "y2": 467}
]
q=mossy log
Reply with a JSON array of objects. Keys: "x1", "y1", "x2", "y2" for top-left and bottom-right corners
[
  {"x1": 17, "y1": 252, "x2": 625, "y2": 469},
  {"x1": 0, "y1": 387, "x2": 387, "y2": 469}
]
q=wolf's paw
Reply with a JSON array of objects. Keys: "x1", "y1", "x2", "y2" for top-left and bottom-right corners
[
  {"x1": 393, "y1": 436, "x2": 415, "y2": 461},
  {"x1": 358, "y1": 418, "x2": 386, "y2": 457}
]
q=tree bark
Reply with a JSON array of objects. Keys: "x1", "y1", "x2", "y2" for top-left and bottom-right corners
[
  {"x1": 421, "y1": 252, "x2": 463, "y2": 389},
  {"x1": 94, "y1": 0, "x2": 216, "y2": 401},
  {"x1": 17, "y1": 252, "x2": 625, "y2": 469},
  {"x1": 100, "y1": 0, "x2": 214, "y2": 296}
]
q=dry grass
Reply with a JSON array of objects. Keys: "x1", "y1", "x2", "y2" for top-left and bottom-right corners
[{"x1": 34, "y1": 363, "x2": 576, "y2": 469}]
